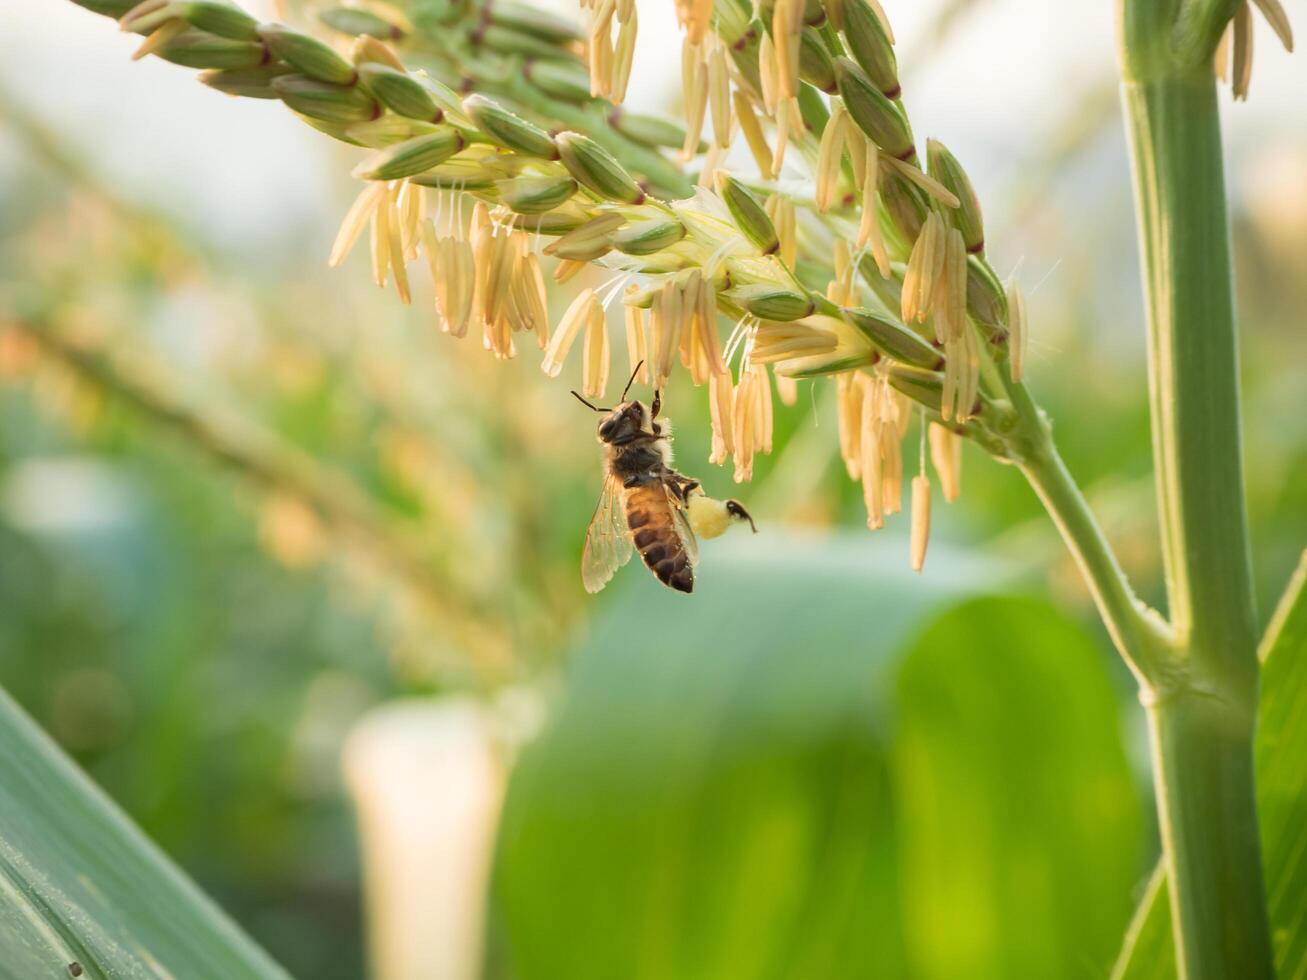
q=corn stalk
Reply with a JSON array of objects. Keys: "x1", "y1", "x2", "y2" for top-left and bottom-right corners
[{"x1": 1115, "y1": 1, "x2": 1274, "y2": 975}]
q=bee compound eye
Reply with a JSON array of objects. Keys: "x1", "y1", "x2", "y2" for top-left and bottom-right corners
[{"x1": 598, "y1": 415, "x2": 621, "y2": 440}]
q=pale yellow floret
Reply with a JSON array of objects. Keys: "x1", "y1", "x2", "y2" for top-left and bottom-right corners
[
  {"x1": 582, "y1": 298, "x2": 610, "y2": 398},
  {"x1": 929, "y1": 423, "x2": 962, "y2": 502},
  {"x1": 624, "y1": 298, "x2": 648, "y2": 383},
  {"x1": 709, "y1": 370, "x2": 734, "y2": 462},
  {"x1": 385, "y1": 184, "x2": 411, "y2": 304},
  {"x1": 612, "y1": 4, "x2": 638, "y2": 103},
  {"x1": 858, "y1": 374, "x2": 884, "y2": 529},
  {"x1": 330, "y1": 183, "x2": 387, "y2": 268},
  {"x1": 910, "y1": 473, "x2": 931, "y2": 572},
  {"x1": 735, "y1": 91, "x2": 775, "y2": 180},
  {"x1": 708, "y1": 39, "x2": 733, "y2": 150},
  {"x1": 542, "y1": 288, "x2": 597, "y2": 377},
  {"x1": 1233, "y1": 3, "x2": 1254, "y2": 100}
]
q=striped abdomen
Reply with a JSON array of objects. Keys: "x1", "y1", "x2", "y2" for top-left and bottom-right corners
[{"x1": 624, "y1": 482, "x2": 694, "y2": 593}]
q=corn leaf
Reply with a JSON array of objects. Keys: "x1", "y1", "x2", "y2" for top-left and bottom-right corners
[{"x1": 0, "y1": 687, "x2": 290, "y2": 980}]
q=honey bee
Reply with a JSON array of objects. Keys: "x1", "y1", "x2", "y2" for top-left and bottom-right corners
[{"x1": 573, "y1": 363, "x2": 756, "y2": 594}]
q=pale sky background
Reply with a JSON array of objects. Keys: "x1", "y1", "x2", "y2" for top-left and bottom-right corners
[{"x1": 1, "y1": 0, "x2": 1304, "y2": 278}]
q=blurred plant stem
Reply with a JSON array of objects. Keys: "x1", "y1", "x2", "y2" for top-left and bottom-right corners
[
  {"x1": 343, "y1": 699, "x2": 508, "y2": 980},
  {"x1": 5, "y1": 310, "x2": 511, "y2": 676},
  {"x1": 1117, "y1": 1, "x2": 1273, "y2": 976}
]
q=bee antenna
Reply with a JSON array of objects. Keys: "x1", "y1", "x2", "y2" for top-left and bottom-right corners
[
  {"x1": 620, "y1": 361, "x2": 644, "y2": 402},
  {"x1": 571, "y1": 391, "x2": 609, "y2": 413}
]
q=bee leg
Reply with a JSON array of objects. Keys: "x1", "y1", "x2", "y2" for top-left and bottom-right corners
[
  {"x1": 668, "y1": 476, "x2": 699, "y2": 503},
  {"x1": 725, "y1": 500, "x2": 758, "y2": 533}
]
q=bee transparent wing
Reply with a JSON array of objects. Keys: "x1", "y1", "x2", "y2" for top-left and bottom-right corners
[
  {"x1": 667, "y1": 485, "x2": 700, "y2": 569},
  {"x1": 582, "y1": 473, "x2": 634, "y2": 593}
]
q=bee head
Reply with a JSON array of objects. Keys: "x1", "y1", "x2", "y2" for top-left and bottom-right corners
[
  {"x1": 573, "y1": 361, "x2": 661, "y2": 444},
  {"x1": 596, "y1": 400, "x2": 650, "y2": 444}
]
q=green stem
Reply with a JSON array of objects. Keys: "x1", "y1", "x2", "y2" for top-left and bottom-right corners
[
  {"x1": 1121, "y1": 45, "x2": 1259, "y2": 705},
  {"x1": 1146, "y1": 695, "x2": 1268, "y2": 979},
  {"x1": 1118, "y1": 4, "x2": 1271, "y2": 975},
  {"x1": 1015, "y1": 423, "x2": 1171, "y2": 685}
]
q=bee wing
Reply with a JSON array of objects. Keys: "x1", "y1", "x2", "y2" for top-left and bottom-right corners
[
  {"x1": 582, "y1": 472, "x2": 634, "y2": 593},
  {"x1": 668, "y1": 486, "x2": 700, "y2": 569}
]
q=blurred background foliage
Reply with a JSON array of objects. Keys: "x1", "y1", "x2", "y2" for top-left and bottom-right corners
[{"x1": 1, "y1": 0, "x2": 1305, "y2": 978}]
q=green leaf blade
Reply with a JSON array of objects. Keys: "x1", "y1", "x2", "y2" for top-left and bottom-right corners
[
  {"x1": 0, "y1": 688, "x2": 290, "y2": 980},
  {"x1": 1256, "y1": 552, "x2": 1307, "y2": 975}
]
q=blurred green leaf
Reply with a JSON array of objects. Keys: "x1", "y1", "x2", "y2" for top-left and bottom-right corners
[
  {"x1": 894, "y1": 596, "x2": 1144, "y2": 980},
  {"x1": 1112, "y1": 552, "x2": 1307, "y2": 979},
  {"x1": 0, "y1": 687, "x2": 290, "y2": 980},
  {"x1": 492, "y1": 537, "x2": 1141, "y2": 979},
  {"x1": 493, "y1": 534, "x2": 991, "y2": 980}
]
